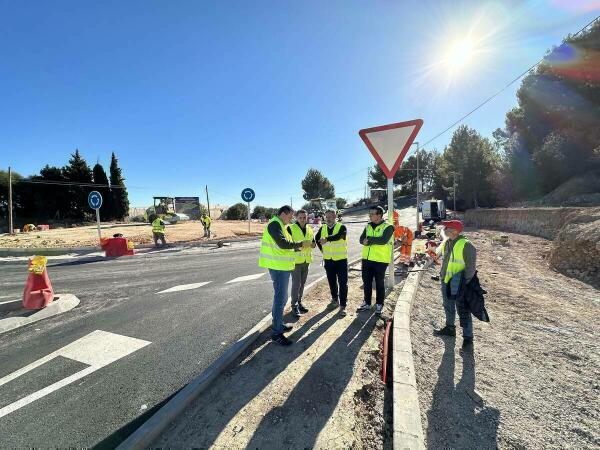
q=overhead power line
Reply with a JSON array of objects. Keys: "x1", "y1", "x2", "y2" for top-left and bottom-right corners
[{"x1": 15, "y1": 179, "x2": 127, "y2": 189}]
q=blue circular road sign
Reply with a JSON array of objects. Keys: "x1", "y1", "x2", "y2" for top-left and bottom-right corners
[
  {"x1": 241, "y1": 188, "x2": 255, "y2": 203},
  {"x1": 88, "y1": 191, "x2": 103, "y2": 209}
]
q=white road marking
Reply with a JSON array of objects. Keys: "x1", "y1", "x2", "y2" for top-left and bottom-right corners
[
  {"x1": 156, "y1": 281, "x2": 212, "y2": 294},
  {"x1": 225, "y1": 273, "x2": 266, "y2": 284},
  {"x1": 0, "y1": 330, "x2": 150, "y2": 419}
]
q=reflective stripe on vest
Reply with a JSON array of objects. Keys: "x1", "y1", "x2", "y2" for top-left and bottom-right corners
[
  {"x1": 289, "y1": 223, "x2": 313, "y2": 264},
  {"x1": 441, "y1": 238, "x2": 468, "y2": 283},
  {"x1": 258, "y1": 216, "x2": 296, "y2": 271},
  {"x1": 321, "y1": 223, "x2": 347, "y2": 261},
  {"x1": 152, "y1": 218, "x2": 165, "y2": 234},
  {"x1": 361, "y1": 222, "x2": 393, "y2": 263}
]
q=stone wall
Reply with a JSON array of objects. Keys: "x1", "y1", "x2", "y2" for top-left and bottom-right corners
[{"x1": 465, "y1": 207, "x2": 600, "y2": 288}]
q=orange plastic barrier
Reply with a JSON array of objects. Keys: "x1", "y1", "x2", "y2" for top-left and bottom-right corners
[{"x1": 101, "y1": 237, "x2": 134, "y2": 257}]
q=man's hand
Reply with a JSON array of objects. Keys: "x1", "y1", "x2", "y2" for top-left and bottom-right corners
[
  {"x1": 319, "y1": 238, "x2": 327, "y2": 246},
  {"x1": 311, "y1": 241, "x2": 316, "y2": 248},
  {"x1": 362, "y1": 238, "x2": 369, "y2": 245},
  {"x1": 302, "y1": 240, "x2": 312, "y2": 249}
]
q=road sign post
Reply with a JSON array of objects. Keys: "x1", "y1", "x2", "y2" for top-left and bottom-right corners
[
  {"x1": 241, "y1": 188, "x2": 255, "y2": 234},
  {"x1": 88, "y1": 191, "x2": 103, "y2": 243},
  {"x1": 359, "y1": 119, "x2": 423, "y2": 288}
]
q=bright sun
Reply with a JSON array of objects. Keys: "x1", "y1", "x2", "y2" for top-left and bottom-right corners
[{"x1": 445, "y1": 38, "x2": 475, "y2": 70}]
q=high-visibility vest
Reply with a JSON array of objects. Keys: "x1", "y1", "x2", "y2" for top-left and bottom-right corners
[
  {"x1": 440, "y1": 237, "x2": 469, "y2": 283},
  {"x1": 362, "y1": 222, "x2": 394, "y2": 263},
  {"x1": 202, "y1": 216, "x2": 211, "y2": 227},
  {"x1": 152, "y1": 218, "x2": 165, "y2": 234},
  {"x1": 258, "y1": 216, "x2": 296, "y2": 271},
  {"x1": 289, "y1": 223, "x2": 313, "y2": 264},
  {"x1": 321, "y1": 223, "x2": 347, "y2": 261}
]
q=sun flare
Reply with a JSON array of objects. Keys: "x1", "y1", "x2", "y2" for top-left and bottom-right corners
[{"x1": 445, "y1": 38, "x2": 476, "y2": 70}]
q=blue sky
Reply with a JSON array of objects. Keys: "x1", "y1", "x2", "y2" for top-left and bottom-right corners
[{"x1": 1, "y1": 0, "x2": 598, "y2": 208}]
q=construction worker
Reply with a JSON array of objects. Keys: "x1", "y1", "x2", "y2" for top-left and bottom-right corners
[
  {"x1": 397, "y1": 225, "x2": 414, "y2": 265},
  {"x1": 358, "y1": 206, "x2": 395, "y2": 315},
  {"x1": 201, "y1": 213, "x2": 212, "y2": 238},
  {"x1": 259, "y1": 205, "x2": 311, "y2": 346},
  {"x1": 152, "y1": 216, "x2": 167, "y2": 247},
  {"x1": 435, "y1": 219, "x2": 477, "y2": 350},
  {"x1": 287, "y1": 209, "x2": 315, "y2": 317},
  {"x1": 316, "y1": 209, "x2": 348, "y2": 316}
]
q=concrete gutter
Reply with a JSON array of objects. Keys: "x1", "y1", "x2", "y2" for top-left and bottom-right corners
[
  {"x1": 0, "y1": 294, "x2": 80, "y2": 335},
  {"x1": 0, "y1": 236, "x2": 261, "y2": 258},
  {"x1": 392, "y1": 262, "x2": 429, "y2": 450},
  {"x1": 117, "y1": 256, "x2": 363, "y2": 450}
]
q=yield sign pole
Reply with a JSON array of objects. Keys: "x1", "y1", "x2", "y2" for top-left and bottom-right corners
[{"x1": 359, "y1": 119, "x2": 424, "y2": 288}]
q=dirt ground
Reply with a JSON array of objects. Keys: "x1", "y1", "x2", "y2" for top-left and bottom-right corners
[
  {"x1": 155, "y1": 262, "x2": 404, "y2": 449},
  {"x1": 0, "y1": 220, "x2": 264, "y2": 248},
  {"x1": 411, "y1": 229, "x2": 600, "y2": 449}
]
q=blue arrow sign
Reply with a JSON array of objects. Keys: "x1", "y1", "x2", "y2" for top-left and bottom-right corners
[
  {"x1": 241, "y1": 188, "x2": 255, "y2": 203},
  {"x1": 88, "y1": 191, "x2": 103, "y2": 210}
]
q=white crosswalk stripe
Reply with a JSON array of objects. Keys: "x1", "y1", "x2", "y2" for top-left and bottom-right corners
[
  {"x1": 156, "y1": 281, "x2": 212, "y2": 294},
  {"x1": 225, "y1": 273, "x2": 266, "y2": 284}
]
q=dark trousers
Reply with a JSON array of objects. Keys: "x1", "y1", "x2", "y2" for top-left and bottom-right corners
[
  {"x1": 324, "y1": 259, "x2": 348, "y2": 307},
  {"x1": 153, "y1": 232, "x2": 166, "y2": 247},
  {"x1": 362, "y1": 259, "x2": 387, "y2": 305}
]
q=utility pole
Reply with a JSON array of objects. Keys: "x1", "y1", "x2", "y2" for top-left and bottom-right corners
[
  {"x1": 205, "y1": 185, "x2": 211, "y2": 219},
  {"x1": 8, "y1": 167, "x2": 14, "y2": 235},
  {"x1": 414, "y1": 142, "x2": 420, "y2": 231},
  {"x1": 290, "y1": 196, "x2": 293, "y2": 208},
  {"x1": 453, "y1": 172, "x2": 457, "y2": 218}
]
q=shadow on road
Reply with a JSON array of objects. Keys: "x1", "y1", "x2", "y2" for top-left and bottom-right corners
[
  {"x1": 426, "y1": 337, "x2": 500, "y2": 449},
  {"x1": 245, "y1": 314, "x2": 377, "y2": 449}
]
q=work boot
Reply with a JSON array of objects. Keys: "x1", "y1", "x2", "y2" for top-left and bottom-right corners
[
  {"x1": 462, "y1": 337, "x2": 474, "y2": 350},
  {"x1": 338, "y1": 306, "x2": 347, "y2": 317},
  {"x1": 356, "y1": 302, "x2": 371, "y2": 312},
  {"x1": 326, "y1": 300, "x2": 338, "y2": 310},
  {"x1": 434, "y1": 325, "x2": 456, "y2": 337},
  {"x1": 375, "y1": 304, "x2": 383, "y2": 315},
  {"x1": 282, "y1": 324, "x2": 293, "y2": 333},
  {"x1": 292, "y1": 305, "x2": 301, "y2": 318},
  {"x1": 298, "y1": 303, "x2": 309, "y2": 313}
]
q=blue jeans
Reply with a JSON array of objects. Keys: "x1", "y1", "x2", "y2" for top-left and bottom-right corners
[
  {"x1": 441, "y1": 280, "x2": 473, "y2": 338},
  {"x1": 269, "y1": 269, "x2": 291, "y2": 337}
]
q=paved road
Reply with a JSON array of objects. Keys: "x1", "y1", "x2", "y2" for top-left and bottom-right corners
[{"x1": 0, "y1": 209, "x2": 417, "y2": 447}]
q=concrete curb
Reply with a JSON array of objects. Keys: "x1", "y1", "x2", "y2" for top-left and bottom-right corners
[
  {"x1": 0, "y1": 294, "x2": 80, "y2": 335},
  {"x1": 392, "y1": 262, "x2": 429, "y2": 450},
  {"x1": 0, "y1": 236, "x2": 261, "y2": 258},
  {"x1": 117, "y1": 256, "x2": 363, "y2": 450}
]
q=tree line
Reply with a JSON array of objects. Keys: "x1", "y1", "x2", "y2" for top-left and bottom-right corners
[
  {"x1": 368, "y1": 21, "x2": 600, "y2": 210},
  {"x1": 1, "y1": 150, "x2": 130, "y2": 228}
]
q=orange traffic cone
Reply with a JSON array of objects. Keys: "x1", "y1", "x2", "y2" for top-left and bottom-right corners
[{"x1": 22, "y1": 256, "x2": 54, "y2": 310}]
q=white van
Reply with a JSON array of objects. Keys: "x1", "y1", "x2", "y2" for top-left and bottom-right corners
[{"x1": 421, "y1": 200, "x2": 446, "y2": 222}]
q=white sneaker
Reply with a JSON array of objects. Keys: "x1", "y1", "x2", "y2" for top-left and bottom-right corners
[
  {"x1": 375, "y1": 304, "x2": 383, "y2": 315},
  {"x1": 356, "y1": 302, "x2": 371, "y2": 312}
]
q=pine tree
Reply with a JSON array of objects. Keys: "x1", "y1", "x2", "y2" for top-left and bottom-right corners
[
  {"x1": 92, "y1": 162, "x2": 111, "y2": 220},
  {"x1": 109, "y1": 152, "x2": 130, "y2": 220},
  {"x1": 63, "y1": 149, "x2": 93, "y2": 220}
]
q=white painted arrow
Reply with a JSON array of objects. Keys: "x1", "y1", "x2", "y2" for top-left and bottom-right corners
[{"x1": 0, "y1": 330, "x2": 150, "y2": 418}]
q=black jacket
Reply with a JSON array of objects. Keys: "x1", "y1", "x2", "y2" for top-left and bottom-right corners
[{"x1": 458, "y1": 271, "x2": 490, "y2": 322}]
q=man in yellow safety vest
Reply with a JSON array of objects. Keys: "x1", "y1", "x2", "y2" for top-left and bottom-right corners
[
  {"x1": 357, "y1": 206, "x2": 395, "y2": 315},
  {"x1": 259, "y1": 205, "x2": 312, "y2": 346},
  {"x1": 316, "y1": 209, "x2": 348, "y2": 316},
  {"x1": 201, "y1": 213, "x2": 212, "y2": 238},
  {"x1": 435, "y1": 219, "x2": 477, "y2": 350},
  {"x1": 287, "y1": 209, "x2": 315, "y2": 317},
  {"x1": 152, "y1": 216, "x2": 167, "y2": 247}
]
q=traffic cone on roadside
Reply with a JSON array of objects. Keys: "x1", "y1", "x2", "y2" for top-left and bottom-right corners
[{"x1": 22, "y1": 256, "x2": 54, "y2": 310}]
